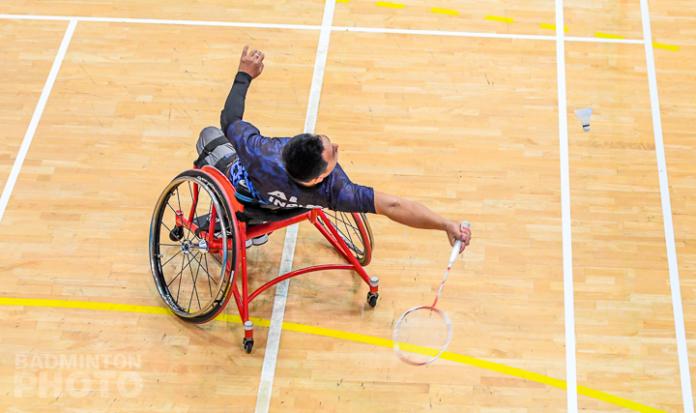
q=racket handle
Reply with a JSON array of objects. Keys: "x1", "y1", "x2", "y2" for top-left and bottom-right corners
[{"x1": 448, "y1": 221, "x2": 471, "y2": 267}]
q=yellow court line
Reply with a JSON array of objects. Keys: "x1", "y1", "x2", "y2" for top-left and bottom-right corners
[
  {"x1": 375, "y1": 1, "x2": 405, "y2": 9},
  {"x1": 653, "y1": 42, "x2": 680, "y2": 52},
  {"x1": 430, "y1": 7, "x2": 459, "y2": 17},
  {"x1": 595, "y1": 31, "x2": 625, "y2": 39},
  {"x1": 0, "y1": 296, "x2": 666, "y2": 413},
  {"x1": 539, "y1": 23, "x2": 568, "y2": 32},
  {"x1": 485, "y1": 15, "x2": 514, "y2": 24},
  {"x1": 344, "y1": 1, "x2": 680, "y2": 54}
]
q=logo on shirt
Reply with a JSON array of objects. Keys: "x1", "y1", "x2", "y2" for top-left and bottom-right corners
[{"x1": 267, "y1": 191, "x2": 322, "y2": 209}]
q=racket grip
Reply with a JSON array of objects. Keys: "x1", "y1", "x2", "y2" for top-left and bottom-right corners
[{"x1": 448, "y1": 221, "x2": 470, "y2": 267}]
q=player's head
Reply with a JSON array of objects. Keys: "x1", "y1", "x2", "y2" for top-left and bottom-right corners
[{"x1": 282, "y1": 133, "x2": 339, "y2": 186}]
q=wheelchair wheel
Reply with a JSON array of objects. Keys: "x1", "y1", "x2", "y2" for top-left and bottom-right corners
[
  {"x1": 318, "y1": 211, "x2": 374, "y2": 266},
  {"x1": 149, "y1": 169, "x2": 238, "y2": 323}
]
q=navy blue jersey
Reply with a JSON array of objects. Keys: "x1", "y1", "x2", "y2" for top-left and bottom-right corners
[{"x1": 225, "y1": 120, "x2": 375, "y2": 213}]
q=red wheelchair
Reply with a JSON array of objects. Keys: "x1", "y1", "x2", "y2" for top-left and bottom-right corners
[{"x1": 148, "y1": 165, "x2": 378, "y2": 353}]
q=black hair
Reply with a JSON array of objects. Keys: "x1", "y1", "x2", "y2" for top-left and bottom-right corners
[{"x1": 282, "y1": 133, "x2": 328, "y2": 182}]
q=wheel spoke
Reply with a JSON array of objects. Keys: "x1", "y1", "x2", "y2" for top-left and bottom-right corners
[
  {"x1": 161, "y1": 249, "x2": 183, "y2": 269},
  {"x1": 204, "y1": 253, "x2": 214, "y2": 296},
  {"x1": 328, "y1": 211, "x2": 360, "y2": 232},
  {"x1": 204, "y1": 253, "x2": 219, "y2": 286},
  {"x1": 160, "y1": 220, "x2": 173, "y2": 234},
  {"x1": 186, "y1": 180, "x2": 204, "y2": 241},
  {"x1": 166, "y1": 200, "x2": 178, "y2": 215},
  {"x1": 175, "y1": 252, "x2": 196, "y2": 304},
  {"x1": 175, "y1": 186, "x2": 183, "y2": 214},
  {"x1": 187, "y1": 252, "x2": 202, "y2": 312},
  {"x1": 160, "y1": 218, "x2": 193, "y2": 243},
  {"x1": 336, "y1": 212, "x2": 363, "y2": 256},
  {"x1": 320, "y1": 210, "x2": 366, "y2": 260},
  {"x1": 175, "y1": 253, "x2": 185, "y2": 302},
  {"x1": 339, "y1": 213, "x2": 357, "y2": 250},
  {"x1": 190, "y1": 250, "x2": 215, "y2": 289},
  {"x1": 183, "y1": 223, "x2": 201, "y2": 241},
  {"x1": 188, "y1": 180, "x2": 201, "y2": 230}
]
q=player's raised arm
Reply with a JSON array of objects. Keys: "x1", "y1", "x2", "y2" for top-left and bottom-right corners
[
  {"x1": 220, "y1": 46, "x2": 265, "y2": 134},
  {"x1": 373, "y1": 191, "x2": 471, "y2": 252}
]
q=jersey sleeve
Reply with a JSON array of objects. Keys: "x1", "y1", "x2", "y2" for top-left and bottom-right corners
[
  {"x1": 225, "y1": 120, "x2": 265, "y2": 155},
  {"x1": 327, "y1": 164, "x2": 376, "y2": 213}
]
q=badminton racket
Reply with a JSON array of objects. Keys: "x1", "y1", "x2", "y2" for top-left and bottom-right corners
[{"x1": 392, "y1": 221, "x2": 470, "y2": 366}]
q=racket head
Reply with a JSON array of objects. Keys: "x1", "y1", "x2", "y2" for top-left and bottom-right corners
[{"x1": 392, "y1": 305, "x2": 452, "y2": 366}]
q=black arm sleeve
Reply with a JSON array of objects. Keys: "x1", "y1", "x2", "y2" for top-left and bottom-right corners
[{"x1": 220, "y1": 71, "x2": 253, "y2": 134}]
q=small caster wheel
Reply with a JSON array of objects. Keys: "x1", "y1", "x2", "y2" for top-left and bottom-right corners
[
  {"x1": 366, "y1": 291, "x2": 379, "y2": 308},
  {"x1": 243, "y1": 338, "x2": 254, "y2": 354},
  {"x1": 169, "y1": 226, "x2": 184, "y2": 242}
]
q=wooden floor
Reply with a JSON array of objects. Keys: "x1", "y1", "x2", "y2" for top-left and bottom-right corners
[{"x1": 0, "y1": 1, "x2": 694, "y2": 412}]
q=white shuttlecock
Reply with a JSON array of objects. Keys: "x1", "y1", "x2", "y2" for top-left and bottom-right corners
[{"x1": 575, "y1": 108, "x2": 593, "y2": 132}]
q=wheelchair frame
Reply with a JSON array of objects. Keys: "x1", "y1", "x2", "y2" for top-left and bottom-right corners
[{"x1": 162, "y1": 165, "x2": 379, "y2": 353}]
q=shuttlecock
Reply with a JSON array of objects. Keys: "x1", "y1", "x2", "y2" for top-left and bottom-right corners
[{"x1": 575, "y1": 108, "x2": 592, "y2": 132}]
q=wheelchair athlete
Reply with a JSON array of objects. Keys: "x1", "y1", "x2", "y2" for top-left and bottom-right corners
[{"x1": 198, "y1": 46, "x2": 471, "y2": 250}]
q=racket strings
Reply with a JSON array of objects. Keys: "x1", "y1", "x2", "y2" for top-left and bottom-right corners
[{"x1": 393, "y1": 306, "x2": 452, "y2": 365}]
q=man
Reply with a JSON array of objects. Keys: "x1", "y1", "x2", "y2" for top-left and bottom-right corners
[{"x1": 219, "y1": 46, "x2": 471, "y2": 251}]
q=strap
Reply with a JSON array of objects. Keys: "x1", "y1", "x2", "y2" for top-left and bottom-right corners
[
  {"x1": 234, "y1": 191, "x2": 257, "y2": 205},
  {"x1": 194, "y1": 136, "x2": 229, "y2": 168},
  {"x1": 213, "y1": 154, "x2": 234, "y2": 171}
]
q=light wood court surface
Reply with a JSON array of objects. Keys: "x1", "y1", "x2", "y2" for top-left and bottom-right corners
[
  {"x1": 652, "y1": 0, "x2": 696, "y2": 406},
  {"x1": 0, "y1": 1, "x2": 694, "y2": 412},
  {"x1": 0, "y1": 21, "x2": 67, "y2": 200}
]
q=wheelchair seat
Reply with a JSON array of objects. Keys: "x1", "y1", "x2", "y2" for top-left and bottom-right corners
[{"x1": 236, "y1": 202, "x2": 309, "y2": 226}]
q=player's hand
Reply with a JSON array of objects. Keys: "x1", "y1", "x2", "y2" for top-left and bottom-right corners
[
  {"x1": 445, "y1": 220, "x2": 471, "y2": 253},
  {"x1": 238, "y1": 45, "x2": 265, "y2": 79}
]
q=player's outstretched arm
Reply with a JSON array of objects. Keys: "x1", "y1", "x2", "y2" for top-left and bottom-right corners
[
  {"x1": 373, "y1": 191, "x2": 471, "y2": 252},
  {"x1": 220, "y1": 46, "x2": 265, "y2": 133}
]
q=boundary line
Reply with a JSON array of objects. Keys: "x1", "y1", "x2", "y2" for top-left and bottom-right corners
[
  {"x1": 0, "y1": 296, "x2": 667, "y2": 413},
  {"x1": 554, "y1": 0, "x2": 578, "y2": 411},
  {"x1": 0, "y1": 13, "x2": 647, "y2": 45},
  {"x1": 0, "y1": 19, "x2": 77, "y2": 224},
  {"x1": 254, "y1": 1, "x2": 336, "y2": 412},
  {"x1": 0, "y1": 13, "x2": 321, "y2": 30},
  {"x1": 254, "y1": 225, "x2": 298, "y2": 413},
  {"x1": 639, "y1": 0, "x2": 694, "y2": 411}
]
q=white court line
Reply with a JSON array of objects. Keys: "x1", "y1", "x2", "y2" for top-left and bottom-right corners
[
  {"x1": 333, "y1": 25, "x2": 554, "y2": 41},
  {"x1": 254, "y1": 1, "x2": 336, "y2": 412},
  {"x1": 639, "y1": 0, "x2": 694, "y2": 411},
  {"x1": 0, "y1": 13, "x2": 320, "y2": 30},
  {"x1": 0, "y1": 19, "x2": 77, "y2": 224},
  {"x1": 0, "y1": 13, "x2": 646, "y2": 45},
  {"x1": 554, "y1": 0, "x2": 578, "y2": 412}
]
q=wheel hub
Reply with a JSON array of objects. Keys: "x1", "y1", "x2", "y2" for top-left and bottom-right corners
[
  {"x1": 181, "y1": 239, "x2": 193, "y2": 255},
  {"x1": 180, "y1": 239, "x2": 208, "y2": 254}
]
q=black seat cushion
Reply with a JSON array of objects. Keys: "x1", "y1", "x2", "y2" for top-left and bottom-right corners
[{"x1": 236, "y1": 204, "x2": 310, "y2": 226}]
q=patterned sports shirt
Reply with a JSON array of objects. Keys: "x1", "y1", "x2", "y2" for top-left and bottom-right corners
[{"x1": 225, "y1": 120, "x2": 375, "y2": 213}]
